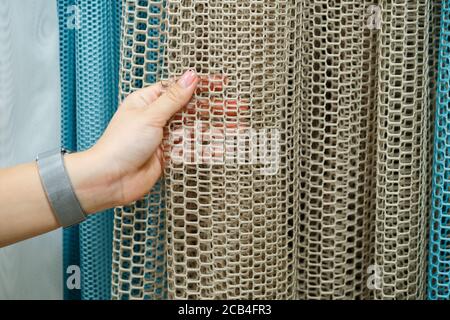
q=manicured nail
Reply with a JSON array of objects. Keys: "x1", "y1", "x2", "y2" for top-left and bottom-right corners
[{"x1": 178, "y1": 69, "x2": 197, "y2": 88}]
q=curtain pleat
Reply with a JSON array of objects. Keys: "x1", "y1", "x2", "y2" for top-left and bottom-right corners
[
  {"x1": 110, "y1": 0, "x2": 441, "y2": 300},
  {"x1": 57, "y1": 0, "x2": 122, "y2": 300},
  {"x1": 429, "y1": 0, "x2": 450, "y2": 300},
  {"x1": 57, "y1": 0, "x2": 80, "y2": 301},
  {"x1": 111, "y1": 0, "x2": 168, "y2": 300},
  {"x1": 374, "y1": 0, "x2": 431, "y2": 299},
  {"x1": 56, "y1": 0, "x2": 450, "y2": 300}
]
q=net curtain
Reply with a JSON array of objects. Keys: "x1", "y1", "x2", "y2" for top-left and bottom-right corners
[
  {"x1": 53, "y1": 0, "x2": 450, "y2": 300},
  {"x1": 57, "y1": 0, "x2": 122, "y2": 300}
]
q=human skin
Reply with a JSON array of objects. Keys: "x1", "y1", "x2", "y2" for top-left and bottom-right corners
[{"x1": 0, "y1": 70, "x2": 199, "y2": 248}]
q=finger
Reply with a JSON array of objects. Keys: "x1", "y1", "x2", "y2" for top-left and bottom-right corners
[
  {"x1": 123, "y1": 82, "x2": 164, "y2": 108},
  {"x1": 147, "y1": 70, "x2": 199, "y2": 125}
]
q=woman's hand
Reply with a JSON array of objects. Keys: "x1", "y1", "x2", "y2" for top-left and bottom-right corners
[
  {"x1": 65, "y1": 70, "x2": 199, "y2": 214},
  {"x1": 0, "y1": 70, "x2": 199, "y2": 247}
]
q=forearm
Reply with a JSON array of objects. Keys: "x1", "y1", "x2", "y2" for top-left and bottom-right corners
[
  {"x1": 0, "y1": 150, "x2": 120, "y2": 247},
  {"x1": 0, "y1": 160, "x2": 59, "y2": 247},
  {"x1": 0, "y1": 70, "x2": 197, "y2": 248}
]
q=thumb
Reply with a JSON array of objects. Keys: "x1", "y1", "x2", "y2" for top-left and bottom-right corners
[{"x1": 146, "y1": 70, "x2": 199, "y2": 125}]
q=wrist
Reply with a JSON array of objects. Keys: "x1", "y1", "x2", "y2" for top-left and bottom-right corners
[{"x1": 64, "y1": 149, "x2": 122, "y2": 214}]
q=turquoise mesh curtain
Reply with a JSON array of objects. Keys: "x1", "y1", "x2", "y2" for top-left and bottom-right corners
[
  {"x1": 429, "y1": 0, "x2": 450, "y2": 300},
  {"x1": 57, "y1": 0, "x2": 79, "y2": 301},
  {"x1": 57, "y1": 0, "x2": 122, "y2": 300},
  {"x1": 53, "y1": 0, "x2": 450, "y2": 300}
]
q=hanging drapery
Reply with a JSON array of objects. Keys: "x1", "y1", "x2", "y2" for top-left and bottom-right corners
[
  {"x1": 54, "y1": 0, "x2": 450, "y2": 300},
  {"x1": 57, "y1": 0, "x2": 122, "y2": 300},
  {"x1": 111, "y1": 0, "x2": 168, "y2": 300},
  {"x1": 162, "y1": 0, "x2": 298, "y2": 300},
  {"x1": 109, "y1": 0, "x2": 442, "y2": 300},
  {"x1": 57, "y1": 0, "x2": 79, "y2": 301},
  {"x1": 0, "y1": 0, "x2": 62, "y2": 299},
  {"x1": 373, "y1": 0, "x2": 433, "y2": 299},
  {"x1": 429, "y1": 0, "x2": 450, "y2": 300}
]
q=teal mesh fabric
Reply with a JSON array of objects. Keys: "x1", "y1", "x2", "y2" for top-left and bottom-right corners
[
  {"x1": 56, "y1": 0, "x2": 122, "y2": 300},
  {"x1": 57, "y1": 0, "x2": 80, "y2": 300},
  {"x1": 112, "y1": 0, "x2": 440, "y2": 300},
  {"x1": 75, "y1": 0, "x2": 122, "y2": 300},
  {"x1": 429, "y1": 0, "x2": 450, "y2": 300}
]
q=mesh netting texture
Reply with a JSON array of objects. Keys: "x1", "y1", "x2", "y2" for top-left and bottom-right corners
[
  {"x1": 373, "y1": 0, "x2": 433, "y2": 300},
  {"x1": 112, "y1": 0, "x2": 169, "y2": 300},
  {"x1": 76, "y1": 0, "x2": 122, "y2": 300},
  {"x1": 110, "y1": 0, "x2": 441, "y2": 300},
  {"x1": 297, "y1": 0, "x2": 435, "y2": 300},
  {"x1": 57, "y1": 0, "x2": 122, "y2": 299},
  {"x1": 162, "y1": 1, "x2": 298, "y2": 300},
  {"x1": 57, "y1": 0, "x2": 80, "y2": 300},
  {"x1": 428, "y1": 0, "x2": 450, "y2": 300}
]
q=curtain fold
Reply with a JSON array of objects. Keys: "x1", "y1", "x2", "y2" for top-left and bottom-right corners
[
  {"x1": 112, "y1": 0, "x2": 168, "y2": 300},
  {"x1": 57, "y1": 0, "x2": 80, "y2": 301},
  {"x1": 0, "y1": 0, "x2": 62, "y2": 299},
  {"x1": 56, "y1": 0, "x2": 449, "y2": 300},
  {"x1": 295, "y1": 0, "x2": 377, "y2": 299},
  {"x1": 109, "y1": 0, "x2": 441, "y2": 300},
  {"x1": 57, "y1": 0, "x2": 122, "y2": 300},
  {"x1": 374, "y1": 0, "x2": 431, "y2": 299},
  {"x1": 429, "y1": 0, "x2": 450, "y2": 300}
]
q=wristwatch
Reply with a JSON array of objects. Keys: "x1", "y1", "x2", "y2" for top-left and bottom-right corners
[{"x1": 36, "y1": 148, "x2": 87, "y2": 227}]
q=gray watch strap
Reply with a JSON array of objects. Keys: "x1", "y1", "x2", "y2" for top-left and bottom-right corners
[{"x1": 36, "y1": 149, "x2": 86, "y2": 227}]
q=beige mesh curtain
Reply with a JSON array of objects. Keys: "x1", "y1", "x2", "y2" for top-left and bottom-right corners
[{"x1": 112, "y1": 0, "x2": 438, "y2": 299}]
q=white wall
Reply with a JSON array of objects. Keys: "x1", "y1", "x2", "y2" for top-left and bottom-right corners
[{"x1": 0, "y1": 0, "x2": 62, "y2": 299}]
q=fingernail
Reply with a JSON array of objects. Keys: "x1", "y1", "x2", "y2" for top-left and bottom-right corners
[{"x1": 178, "y1": 69, "x2": 197, "y2": 88}]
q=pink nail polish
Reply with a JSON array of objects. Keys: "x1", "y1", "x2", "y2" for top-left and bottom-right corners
[{"x1": 178, "y1": 70, "x2": 197, "y2": 88}]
